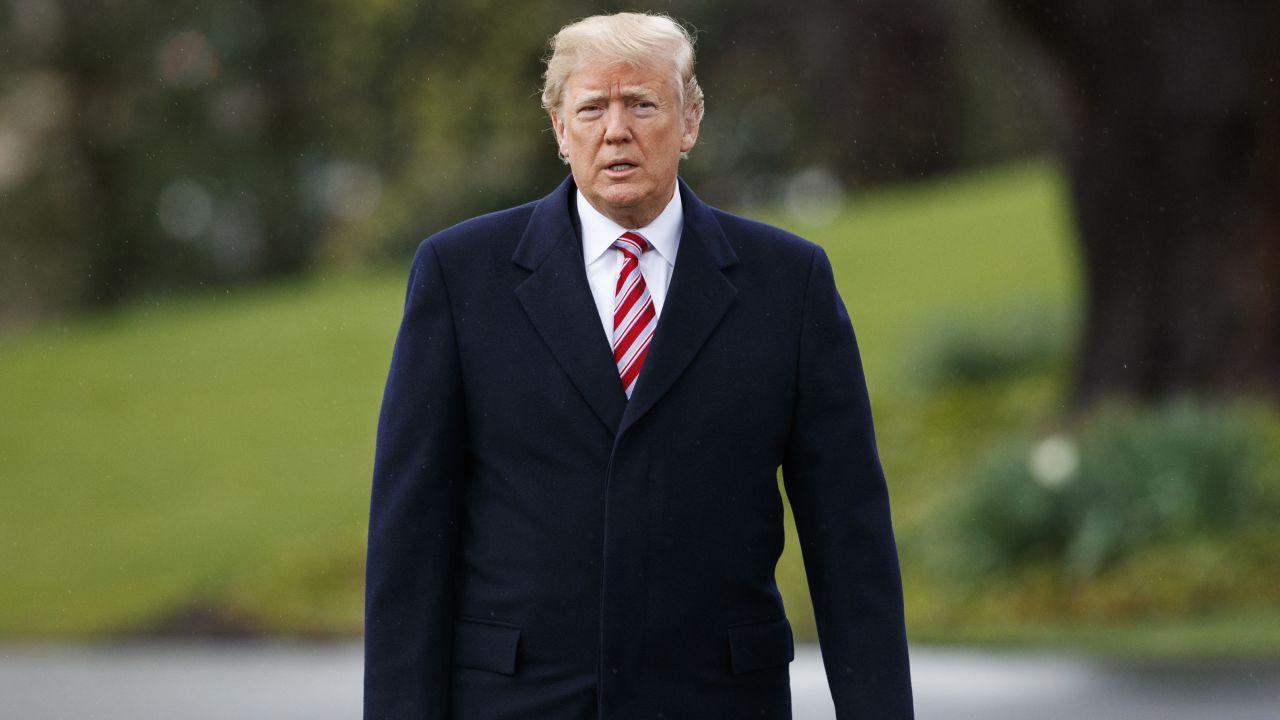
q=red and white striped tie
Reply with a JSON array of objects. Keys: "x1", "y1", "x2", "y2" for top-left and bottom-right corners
[{"x1": 612, "y1": 231, "x2": 657, "y2": 398}]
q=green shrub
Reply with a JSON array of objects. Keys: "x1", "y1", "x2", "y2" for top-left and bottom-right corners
[
  {"x1": 911, "y1": 306, "x2": 1072, "y2": 388},
  {"x1": 947, "y1": 398, "x2": 1272, "y2": 579}
]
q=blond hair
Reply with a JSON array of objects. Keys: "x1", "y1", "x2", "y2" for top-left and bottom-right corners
[{"x1": 541, "y1": 12, "x2": 705, "y2": 126}]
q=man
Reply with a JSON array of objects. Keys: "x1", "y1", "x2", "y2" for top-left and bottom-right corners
[{"x1": 364, "y1": 11, "x2": 913, "y2": 720}]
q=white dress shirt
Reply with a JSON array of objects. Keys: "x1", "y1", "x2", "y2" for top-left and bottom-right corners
[{"x1": 578, "y1": 187, "x2": 683, "y2": 345}]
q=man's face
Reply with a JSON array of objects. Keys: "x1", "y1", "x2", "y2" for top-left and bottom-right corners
[{"x1": 550, "y1": 60, "x2": 699, "y2": 229}]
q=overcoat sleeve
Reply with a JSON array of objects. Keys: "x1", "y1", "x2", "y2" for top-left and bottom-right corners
[
  {"x1": 781, "y1": 246, "x2": 915, "y2": 719},
  {"x1": 364, "y1": 239, "x2": 465, "y2": 720}
]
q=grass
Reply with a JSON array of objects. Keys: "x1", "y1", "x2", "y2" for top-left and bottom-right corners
[
  {"x1": 3, "y1": 157, "x2": 1275, "y2": 656},
  {"x1": 0, "y1": 273, "x2": 402, "y2": 636},
  {"x1": 915, "y1": 611, "x2": 1280, "y2": 660}
]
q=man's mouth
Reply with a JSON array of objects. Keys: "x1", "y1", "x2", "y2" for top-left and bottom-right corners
[{"x1": 606, "y1": 163, "x2": 637, "y2": 172}]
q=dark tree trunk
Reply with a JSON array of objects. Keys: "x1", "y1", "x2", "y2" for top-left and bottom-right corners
[{"x1": 997, "y1": 0, "x2": 1280, "y2": 405}]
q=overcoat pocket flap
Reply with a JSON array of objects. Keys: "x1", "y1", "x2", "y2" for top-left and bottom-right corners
[
  {"x1": 727, "y1": 615, "x2": 794, "y2": 674},
  {"x1": 452, "y1": 618, "x2": 521, "y2": 675}
]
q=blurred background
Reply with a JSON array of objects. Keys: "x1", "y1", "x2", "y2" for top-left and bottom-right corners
[{"x1": 1, "y1": 0, "x2": 1278, "y2": 716}]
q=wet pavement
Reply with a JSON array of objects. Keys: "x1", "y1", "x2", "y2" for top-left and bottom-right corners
[{"x1": 1, "y1": 642, "x2": 1276, "y2": 719}]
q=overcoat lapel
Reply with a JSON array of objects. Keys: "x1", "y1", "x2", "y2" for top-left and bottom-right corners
[
  {"x1": 618, "y1": 178, "x2": 739, "y2": 437},
  {"x1": 514, "y1": 176, "x2": 627, "y2": 434},
  {"x1": 513, "y1": 176, "x2": 739, "y2": 439}
]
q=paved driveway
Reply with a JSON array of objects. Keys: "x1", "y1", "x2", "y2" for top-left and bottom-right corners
[{"x1": 1, "y1": 642, "x2": 1276, "y2": 719}]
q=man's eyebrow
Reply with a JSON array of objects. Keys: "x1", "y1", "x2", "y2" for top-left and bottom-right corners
[{"x1": 619, "y1": 86, "x2": 661, "y2": 102}]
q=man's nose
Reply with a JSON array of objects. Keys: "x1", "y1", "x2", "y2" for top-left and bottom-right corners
[{"x1": 603, "y1": 104, "x2": 632, "y2": 143}]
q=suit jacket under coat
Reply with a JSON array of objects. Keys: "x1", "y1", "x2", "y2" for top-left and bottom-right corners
[{"x1": 364, "y1": 174, "x2": 914, "y2": 719}]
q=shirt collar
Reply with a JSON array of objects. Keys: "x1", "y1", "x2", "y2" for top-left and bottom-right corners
[{"x1": 577, "y1": 185, "x2": 683, "y2": 267}]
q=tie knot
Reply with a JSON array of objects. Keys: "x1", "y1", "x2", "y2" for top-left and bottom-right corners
[{"x1": 613, "y1": 232, "x2": 651, "y2": 258}]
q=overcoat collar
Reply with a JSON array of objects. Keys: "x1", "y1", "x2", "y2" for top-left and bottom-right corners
[{"x1": 513, "y1": 174, "x2": 739, "y2": 437}]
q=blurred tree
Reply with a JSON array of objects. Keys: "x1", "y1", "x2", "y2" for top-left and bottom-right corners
[
  {"x1": 997, "y1": 0, "x2": 1280, "y2": 404},
  {"x1": 672, "y1": 0, "x2": 966, "y2": 187},
  {"x1": 0, "y1": 1, "x2": 327, "y2": 313},
  {"x1": 0, "y1": 0, "x2": 1053, "y2": 325},
  {"x1": 0, "y1": 0, "x2": 582, "y2": 322}
]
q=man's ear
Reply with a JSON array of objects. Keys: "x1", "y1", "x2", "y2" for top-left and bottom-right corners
[
  {"x1": 680, "y1": 105, "x2": 702, "y2": 154},
  {"x1": 550, "y1": 110, "x2": 568, "y2": 157}
]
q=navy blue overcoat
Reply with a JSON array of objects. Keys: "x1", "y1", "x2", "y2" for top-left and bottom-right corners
[{"x1": 364, "y1": 175, "x2": 913, "y2": 719}]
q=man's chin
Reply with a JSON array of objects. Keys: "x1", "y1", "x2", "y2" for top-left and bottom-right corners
[
  {"x1": 596, "y1": 186, "x2": 648, "y2": 211},
  {"x1": 593, "y1": 181, "x2": 645, "y2": 204}
]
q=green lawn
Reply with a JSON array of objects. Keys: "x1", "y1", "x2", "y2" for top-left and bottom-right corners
[
  {"x1": 4, "y1": 158, "x2": 1275, "y2": 656},
  {"x1": 0, "y1": 272, "x2": 402, "y2": 636}
]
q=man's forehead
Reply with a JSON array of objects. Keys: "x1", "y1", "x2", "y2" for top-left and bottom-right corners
[
  {"x1": 564, "y1": 60, "x2": 676, "y2": 96},
  {"x1": 568, "y1": 82, "x2": 664, "y2": 100}
]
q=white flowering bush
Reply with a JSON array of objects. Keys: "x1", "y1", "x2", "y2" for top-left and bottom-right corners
[{"x1": 950, "y1": 398, "x2": 1270, "y2": 578}]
